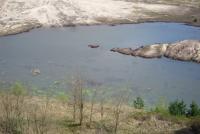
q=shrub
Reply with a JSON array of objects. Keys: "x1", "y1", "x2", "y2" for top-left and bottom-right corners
[
  {"x1": 154, "y1": 97, "x2": 168, "y2": 114},
  {"x1": 187, "y1": 101, "x2": 200, "y2": 117},
  {"x1": 168, "y1": 99, "x2": 187, "y2": 116},
  {"x1": 133, "y1": 97, "x2": 144, "y2": 109},
  {"x1": 11, "y1": 82, "x2": 26, "y2": 96}
]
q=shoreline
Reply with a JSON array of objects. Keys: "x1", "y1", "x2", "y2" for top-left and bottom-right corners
[{"x1": 0, "y1": 20, "x2": 200, "y2": 37}]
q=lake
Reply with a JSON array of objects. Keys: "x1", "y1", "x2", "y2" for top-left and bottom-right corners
[{"x1": 0, "y1": 22, "x2": 200, "y2": 105}]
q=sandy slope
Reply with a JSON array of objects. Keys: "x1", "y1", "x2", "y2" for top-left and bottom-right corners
[
  {"x1": 0, "y1": 0, "x2": 197, "y2": 36},
  {"x1": 0, "y1": 0, "x2": 134, "y2": 26}
]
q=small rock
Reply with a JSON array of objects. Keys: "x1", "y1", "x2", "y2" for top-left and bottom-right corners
[
  {"x1": 31, "y1": 68, "x2": 40, "y2": 76},
  {"x1": 193, "y1": 18, "x2": 198, "y2": 23},
  {"x1": 88, "y1": 44, "x2": 100, "y2": 48}
]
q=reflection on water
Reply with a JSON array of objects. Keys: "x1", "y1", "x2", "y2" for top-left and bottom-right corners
[{"x1": 0, "y1": 22, "x2": 200, "y2": 105}]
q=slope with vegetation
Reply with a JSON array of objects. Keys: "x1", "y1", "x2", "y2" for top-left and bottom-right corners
[{"x1": 0, "y1": 81, "x2": 200, "y2": 134}]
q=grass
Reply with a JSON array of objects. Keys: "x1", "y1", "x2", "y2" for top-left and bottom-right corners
[
  {"x1": 0, "y1": 95, "x2": 168, "y2": 133},
  {"x1": 0, "y1": 85, "x2": 199, "y2": 134}
]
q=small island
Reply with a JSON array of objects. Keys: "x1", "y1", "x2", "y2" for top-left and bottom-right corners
[{"x1": 111, "y1": 40, "x2": 200, "y2": 63}]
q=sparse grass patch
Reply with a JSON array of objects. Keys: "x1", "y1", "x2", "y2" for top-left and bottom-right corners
[{"x1": 128, "y1": 111, "x2": 151, "y2": 122}]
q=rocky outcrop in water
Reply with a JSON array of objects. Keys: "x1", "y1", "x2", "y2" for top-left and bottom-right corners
[
  {"x1": 111, "y1": 48, "x2": 133, "y2": 55},
  {"x1": 111, "y1": 40, "x2": 200, "y2": 63},
  {"x1": 164, "y1": 40, "x2": 200, "y2": 62},
  {"x1": 131, "y1": 44, "x2": 168, "y2": 58},
  {"x1": 111, "y1": 44, "x2": 167, "y2": 58}
]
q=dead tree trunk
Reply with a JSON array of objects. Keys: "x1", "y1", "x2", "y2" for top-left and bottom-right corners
[
  {"x1": 89, "y1": 89, "x2": 97, "y2": 126},
  {"x1": 73, "y1": 91, "x2": 76, "y2": 122},
  {"x1": 113, "y1": 92, "x2": 128, "y2": 134},
  {"x1": 114, "y1": 108, "x2": 120, "y2": 134},
  {"x1": 79, "y1": 85, "x2": 83, "y2": 126}
]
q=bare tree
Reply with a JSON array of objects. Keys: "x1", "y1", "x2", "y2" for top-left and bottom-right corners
[
  {"x1": 113, "y1": 91, "x2": 129, "y2": 134},
  {"x1": 89, "y1": 89, "x2": 97, "y2": 126},
  {"x1": 78, "y1": 79, "x2": 84, "y2": 126},
  {"x1": 99, "y1": 90, "x2": 106, "y2": 120},
  {"x1": 71, "y1": 77, "x2": 77, "y2": 122},
  {"x1": 71, "y1": 75, "x2": 85, "y2": 125}
]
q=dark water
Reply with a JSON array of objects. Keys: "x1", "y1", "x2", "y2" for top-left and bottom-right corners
[{"x1": 0, "y1": 22, "x2": 200, "y2": 105}]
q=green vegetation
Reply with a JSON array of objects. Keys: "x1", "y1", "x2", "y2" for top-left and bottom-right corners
[
  {"x1": 168, "y1": 99, "x2": 187, "y2": 116},
  {"x1": 154, "y1": 97, "x2": 168, "y2": 114},
  {"x1": 11, "y1": 82, "x2": 27, "y2": 96},
  {"x1": 187, "y1": 101, "x2": 200, "y2": 117},
  {"x1": 167, "y1": 99, "x2": 200, "y2": 117},
  {"x1": 133, "y1": 97, "x2": 144, "y2": 109}
]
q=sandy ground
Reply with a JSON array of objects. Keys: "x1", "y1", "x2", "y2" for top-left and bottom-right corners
[{"x1": 0, "y1": 0, "x2": 199, "y2": 36}]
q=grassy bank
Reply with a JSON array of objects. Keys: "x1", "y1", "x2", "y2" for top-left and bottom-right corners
[{"x1": 0, "y1": 82, "x2": 200, "y2": 134}]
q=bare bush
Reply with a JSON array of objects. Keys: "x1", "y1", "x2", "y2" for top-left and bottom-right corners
[
  {"x1": 0, "y1": 82, "x2": 52, "y2": 134},
  {"x1": 88, "y1": 89, "x2": 97, "y2": 127},
  {"x1": 70, "y1": 75, "x2": 85, "y2": 125},
  {"x1": 31, "y1": 97, "x2": 51, "y2": 134},
  {"x1": 0, "y1": 83, "x2": 26, "y2": 134},
  {"x1": 112, "y1": 91, "x2": 129, "y2": 134}
]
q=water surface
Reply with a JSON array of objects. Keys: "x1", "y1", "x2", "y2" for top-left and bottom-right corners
[{"x1": 0, "y1": 22, "x2": 200, "y2": 105}]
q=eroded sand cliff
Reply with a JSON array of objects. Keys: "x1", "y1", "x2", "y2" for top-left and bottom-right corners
[{"x1": 0, "y1": 0, "x2": 199, "y2": 36}]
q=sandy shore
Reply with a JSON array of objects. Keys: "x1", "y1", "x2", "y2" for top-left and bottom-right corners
[{"x1": 0, "y1": 0, "x2": 199, "y2": 36}]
